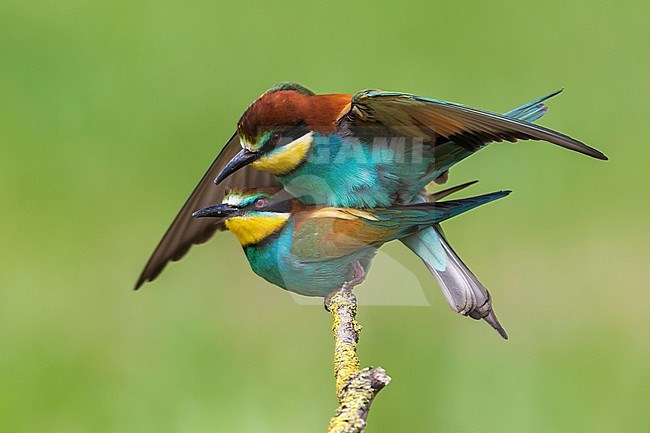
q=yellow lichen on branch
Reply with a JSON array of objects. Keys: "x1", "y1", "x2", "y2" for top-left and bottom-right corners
[
  {"x1": 329, "y1": 289, "x2": 361, "y2": 397},
  {"x1": 325, "y1": 287, "x2": 391, "y2": 433}
]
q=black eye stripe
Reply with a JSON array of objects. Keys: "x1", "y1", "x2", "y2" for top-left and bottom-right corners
[
  {"x1": 243, "y1": 195, "x2": 292, "y2": 213},
  {"x1": 263, "y1": 123, "x2": 310, "y2": 149},
  {"x1": 265, "y1": 198, "x2": 292, "y2": 213},
  {"x1": 286, "y1": 123, "x2": 310, "y2": 141}
]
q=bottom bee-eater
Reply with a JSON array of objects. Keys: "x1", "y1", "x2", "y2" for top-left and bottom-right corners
[{"x1": 192, "y1": 186, "x2": 511, "y2": 339}]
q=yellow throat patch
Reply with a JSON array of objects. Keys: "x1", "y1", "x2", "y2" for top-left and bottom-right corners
[
  {"x1": 251, "y1": 132, "x2": 313, "y2": 175},
  {"x1": 225, "y1": 213, "x2": 290, "y2": 246}
]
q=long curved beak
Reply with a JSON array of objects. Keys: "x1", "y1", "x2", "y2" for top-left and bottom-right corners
[
  {"x1": 192, "y1": 203, "x2": 239, "y2": 220},
  {"x1": 214, "y1": 149, "x2": 260, "y2": 185}
]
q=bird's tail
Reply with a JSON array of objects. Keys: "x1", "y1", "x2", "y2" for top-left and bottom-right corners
[
  {"x1": 401, "y1": 92, "x2": 562, "y2": 337},
  {"x1": 502, "y1": 89, "x2": 562, "y2": 123},
  {"x1": 388, "y1": 190, "x2": 510, "y2": 229},
  {"x1": 403, "y1": 226, "x2": 508, "y2": 339},
  {"x1": 399, "y1": 187, "x2": 510, "y2": 339}
]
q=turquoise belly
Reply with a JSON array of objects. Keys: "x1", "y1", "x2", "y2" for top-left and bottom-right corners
[{"x1": 243, "y1": 221, "x2": 377, "y2": 297}]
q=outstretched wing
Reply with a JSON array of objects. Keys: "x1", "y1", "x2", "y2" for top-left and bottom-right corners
[
  {"x1": 135, "y1": 133, "x2": 281, "y2": 289},
  {"x1": 337, "y1": 90, "x2": 606, "y2": 159}
]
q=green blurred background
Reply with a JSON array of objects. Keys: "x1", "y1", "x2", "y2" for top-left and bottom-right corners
[{"x1": 1, "y1": 1, "x2": 648, "y2": 431}]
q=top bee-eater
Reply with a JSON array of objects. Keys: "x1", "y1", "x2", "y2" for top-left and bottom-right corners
[{"x1": 135, "y1": 83, "x2": 606, "y2": 337}]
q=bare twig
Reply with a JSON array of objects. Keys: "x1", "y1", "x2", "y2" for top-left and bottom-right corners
[{"x1": 325, "y1": 287, "x2": 391, "y2": 433}]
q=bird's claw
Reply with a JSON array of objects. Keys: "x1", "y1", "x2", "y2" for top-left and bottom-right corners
[
  {"x1": 323, "y1": 260, "x2": 366, "y2": 311},
  {"x1": 341, "y1": 260, "x2": 366, "y2": 291}
]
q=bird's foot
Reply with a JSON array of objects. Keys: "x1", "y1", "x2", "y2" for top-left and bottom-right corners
[
  {"x1": 342, "y1": 260, "x2": 367, "y2": 291},
  {"x1": 324, "y1": 260, "x2": 366, "y2": 311}
]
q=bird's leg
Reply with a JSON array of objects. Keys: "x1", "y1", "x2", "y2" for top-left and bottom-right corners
[
  {"x1": 342, "y1": 260, "x2": 367, "y2": 291},
  {"x1": 324, "y1": 260, "x2": 366, "y2": 311}
]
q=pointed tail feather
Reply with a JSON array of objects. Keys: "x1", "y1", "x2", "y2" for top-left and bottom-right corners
[
  {"x1": 428, "y1": 180, "x2": 479, "y2": 201},
  {"x1": 434, "y1": 226, "x2": 508, "y2": 339},
  {"x1": 398, "y1": 190, "x2": 510, "y2": 339},
  {"x1": 395, "y1": 190, "x2": 511, "y2": 226},
  {"x1": 503, "y1": 89, "x2": 563, "y2": 123},
  {"x1": 401, "y1": 226, "x2": 507, "y2": 339}
]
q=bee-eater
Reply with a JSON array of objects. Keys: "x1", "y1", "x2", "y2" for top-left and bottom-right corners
[
  {"x1": 135, "y1": 84, "x2": 606, "y2": 337},
  {"x1": 191, "y1": 188, "x2": 510, "y2": 321}
]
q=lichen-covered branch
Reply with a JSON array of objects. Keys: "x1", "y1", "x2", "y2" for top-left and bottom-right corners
[{"x1": 325, "y1": 287, "x2": 391, "y2": 433}]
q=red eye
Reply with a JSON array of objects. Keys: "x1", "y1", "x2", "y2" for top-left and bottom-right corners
[
  {"x1": 254, "y1": 198, "x2": 267, "y2": 208},
  {"x1": 270, "y1": 133, "x2": 282, "y2": 144}
]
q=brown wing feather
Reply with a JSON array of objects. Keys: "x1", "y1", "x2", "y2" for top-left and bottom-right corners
[
  {"x1": 290, "y1": 209, "x2": 396, "y2": 261},
  {"x1": 340, "y1": 92, "x2": 607, "y2": 159},
  {"x1": 134, "y1": 133, "x2": 281, "y2": 289}
]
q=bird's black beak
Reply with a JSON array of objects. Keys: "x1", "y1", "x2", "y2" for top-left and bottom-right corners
[
  {"x1": 214, "y1": 149, "x2": 260, "y2": 185},
  {"x1": 192, "y1": 203, "x2": 239, "y2": 220}
]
